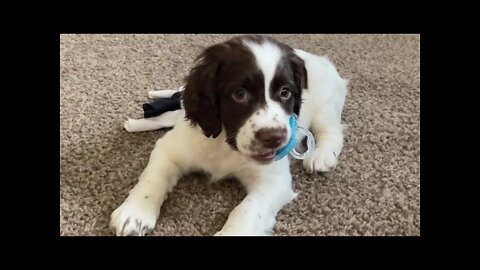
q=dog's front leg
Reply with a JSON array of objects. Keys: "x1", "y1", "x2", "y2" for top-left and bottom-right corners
[
  {"x1": 215, "y1": 168, "x2": 297, "y2": 236},
  {"x1": 110, "y1": 135, "x2": 182, "y2": 236}
]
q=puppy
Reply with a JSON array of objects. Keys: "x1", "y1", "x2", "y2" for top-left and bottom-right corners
[{"x1": 111, "y1": 35, "x2": 348, "y2": 236}]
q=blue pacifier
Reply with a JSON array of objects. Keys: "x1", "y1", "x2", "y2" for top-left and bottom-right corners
[{"x1": 274, "y1": 114, "x2": 316, "y2": 161}]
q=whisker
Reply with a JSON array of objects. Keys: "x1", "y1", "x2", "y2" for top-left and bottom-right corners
[{"x1": 226, "y1": 132, "x2": 239, "y2": 140}]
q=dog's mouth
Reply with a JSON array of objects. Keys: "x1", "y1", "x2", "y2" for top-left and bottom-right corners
[{"x1": 250, "y1": 149, "x2": 276, "y2": 163}]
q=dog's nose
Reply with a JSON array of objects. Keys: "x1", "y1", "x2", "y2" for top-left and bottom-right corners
[{"x1": 255, "y1": 128, "x2": 287, "y2": 149}]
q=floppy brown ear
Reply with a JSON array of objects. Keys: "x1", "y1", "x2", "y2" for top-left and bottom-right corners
[
  {"x1": 182, "y1": 48, "x2": 223, "y2": 138},
  {"x1": 289, "y1": 52, "x2": 308, "y2": 115}
]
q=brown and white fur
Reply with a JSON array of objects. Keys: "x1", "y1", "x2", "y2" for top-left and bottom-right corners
[{"x1": 111, "y1": 35, "x2": 348, "y2": 236}]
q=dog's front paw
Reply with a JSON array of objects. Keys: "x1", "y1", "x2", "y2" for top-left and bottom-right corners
[
  {"x1": 214, "y1": 228, "x2": 270, "y2": 236},
  {"x1": 110, "y1": 198, "x2": 158, "y2": 236},
  {"x1": 214, "y1": 230, "x2": 249, "y2": 236},
  {"x1": 303, "y1": 144, "x2": 340, "y2": 173},
  {"x1": 214, "y1": 230, "x2": 228, "y2": 236}
]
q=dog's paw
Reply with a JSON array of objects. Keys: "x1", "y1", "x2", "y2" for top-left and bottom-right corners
[
  {"x1": 214, "y1": 228, "x2": 270, "y2": 236},
  {"x1": 110, "y1": 199, "x2": 158, "y2": 236},
  {"x1": 214, "y1": 230, "x2": 251, "y2": 236},
  {"x1": 214, "y1": 230, "x2": 228, "y2": 236},
  {"x1": 303, "y1": 144, "x2": 339, "y2": 173}
]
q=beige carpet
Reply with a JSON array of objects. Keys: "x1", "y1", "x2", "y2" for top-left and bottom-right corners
[{"x1": 60, "y1": 34, "x2": 420, "y2": 236}]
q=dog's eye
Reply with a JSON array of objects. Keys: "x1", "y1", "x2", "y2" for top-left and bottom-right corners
[
  {"x1": 280, "y1": 87, "x2": 292, "y2": 100},
  {"x1": 232, "y1": 88, "x2": 248, "y2": 103}
]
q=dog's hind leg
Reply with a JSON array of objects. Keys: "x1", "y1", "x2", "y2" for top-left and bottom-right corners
[
  {"x1": 124, "y1": 110, "x2": 184, "y2": 132},
  {"x1": 148, "y1": 85, "x2": 185, "y2": 99}
]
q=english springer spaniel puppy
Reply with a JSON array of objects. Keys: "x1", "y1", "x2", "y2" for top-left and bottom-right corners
[{"x1": 111, "y1": 35, "x2": 348, "y2": 236}]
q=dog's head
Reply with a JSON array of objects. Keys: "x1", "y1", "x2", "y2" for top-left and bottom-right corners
[{"x1": 182, "y1": 35, "x2": 307, "y2": 164}]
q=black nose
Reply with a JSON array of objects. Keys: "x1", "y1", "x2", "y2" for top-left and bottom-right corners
[{"x1": 255, "y1": 128, "x2": 287, "y2": 149}]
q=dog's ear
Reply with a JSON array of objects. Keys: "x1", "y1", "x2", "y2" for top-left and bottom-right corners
[
  {"x1": 182, "y1": 46, "x2": 224, "y2": 138},
  {"x1": 288, "y1": 52, "x2": 308, "y2": 115}
]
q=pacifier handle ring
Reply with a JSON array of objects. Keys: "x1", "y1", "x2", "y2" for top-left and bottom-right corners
[
  {"x1": 274, "y1": 113, "x2": 316, "y2": 161},
  {"x1": 289, "y1": 125, "x2": 315, "y2": 160}
]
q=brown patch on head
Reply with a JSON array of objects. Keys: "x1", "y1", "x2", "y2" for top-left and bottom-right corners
[
  {"x1": 269, "y1": 49, "x2": 307, "y2": 116},
  {"x1": 182, "y1": 34, "x2": 307, "y2": 150},
  {"x1": 183, "y1": 35, "x2": 265, "y2": 145},
  {"x1": 231, "y1": 34, "x2": 266, "y2": 45}
]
